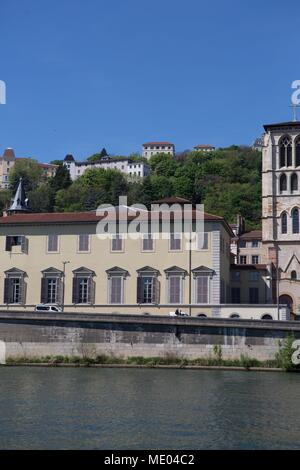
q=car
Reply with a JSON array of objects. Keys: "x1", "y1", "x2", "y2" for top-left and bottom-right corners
[
  {"x1": 169, "y1": 310, "x2": 191, "y2": 317},
  {"x1": 35, "y1": 304, "x2": 63, "y2": 313}
]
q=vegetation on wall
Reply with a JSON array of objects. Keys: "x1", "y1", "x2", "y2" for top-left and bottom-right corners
[{"x1": 3, "y1": 146, "x2": 262, "y2": 228}]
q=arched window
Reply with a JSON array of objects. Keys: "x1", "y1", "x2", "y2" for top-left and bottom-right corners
[
  {"x1": 280, "y1": 174, "x2": 287, "y2": 191},
  {"x1": 230, "y1": 313, "x2": 240, "y2": 319},
  {"x1": 296, "y1": 137, "x2": 300, "y2": 166},
  {"x1": 279, "y1": 136, "x2": 292, "y2": 167},
  {"x1": 291, "y1": 270, "x2": 297, "y2": 280},
  {"x1": 292, "y1": 208, "x2": 299, "y2": 234},
  {"x1": 291, "y1": 173, "x2": 298, "y2": 192},
  {"x1": 281, "y1": 212, "x2": 287, "y2": 234},
  {"x1": 261, "y1": 314, "x2": 273, "y2": 320},
  {"x1": 197, "y1": 313, "x2": 207, "y2": 318}
]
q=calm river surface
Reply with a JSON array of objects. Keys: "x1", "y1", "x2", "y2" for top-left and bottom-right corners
[{"x1": 0, "y1": 367, "x2": 299, "y2": 449}]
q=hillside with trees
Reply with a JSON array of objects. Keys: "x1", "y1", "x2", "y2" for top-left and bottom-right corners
[{"x1": 3, "y1": 146, "x2": 262, "y2": 229}]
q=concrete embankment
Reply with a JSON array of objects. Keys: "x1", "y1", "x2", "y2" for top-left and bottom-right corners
[{"x1": 0, "y1": 311, "x2": 299, "y2": 364}]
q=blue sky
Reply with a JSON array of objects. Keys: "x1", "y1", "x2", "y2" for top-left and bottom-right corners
[{"x1": 1, "y1": 0, "x2": 300, "y2": 162}]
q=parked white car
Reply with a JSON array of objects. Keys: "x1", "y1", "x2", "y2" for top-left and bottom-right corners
[
  {"x1": 169, "y1": 310, "x2": 190, "y2": 317},
  {"x1": 35, "y1": 304, "x2": 62, "y2": 313}
]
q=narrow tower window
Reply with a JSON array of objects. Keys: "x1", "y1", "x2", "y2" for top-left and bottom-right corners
[
  {"x1": 292, "y1": 208, "x2": 299, "y2": 234},
  {"x1": 279, "y1": 136, "x2": 292, "y2": 167},
  {"x1": 281, "y1": 212, "x2": 287, "y2": 234},
  {"x1": 279, "y1": 174, "x2": 287, "y2": 192},
  {"x1": 291, "y1": 173, "x2": 298, "y2": 192}
]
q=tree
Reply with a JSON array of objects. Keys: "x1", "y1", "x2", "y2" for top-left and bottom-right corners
[
  {"x1": 9, "y1": 159, "x2": 43, "y2": 194},
  {"x1": 28, "y1": 184, "x2": 55, "y2": 213},
  {"x1": 49, "y1": 164, "x2": 72, "y2": 192}
]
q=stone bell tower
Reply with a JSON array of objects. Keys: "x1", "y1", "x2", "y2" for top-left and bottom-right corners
[{"x1": 262, "y1": 120, "x2": 300, "y2": 315}]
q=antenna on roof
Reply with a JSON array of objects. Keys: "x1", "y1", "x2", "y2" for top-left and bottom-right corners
[{"x1": 290, "y1": 102, "x2": 300, "y2": 122}]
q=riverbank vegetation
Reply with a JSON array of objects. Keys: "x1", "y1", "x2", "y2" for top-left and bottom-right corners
[{"x1": 2, "y1": 146, "x2": 262, "y2": 229}]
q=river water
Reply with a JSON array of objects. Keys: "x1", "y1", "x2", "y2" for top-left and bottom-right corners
[{"x1": 0, "y1": 367, "x2": 299, "y2": 449}]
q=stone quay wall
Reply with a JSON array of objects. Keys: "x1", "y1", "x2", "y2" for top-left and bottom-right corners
[{"x1": 0, "y1": 311, "x2": 299, "y2": 363}]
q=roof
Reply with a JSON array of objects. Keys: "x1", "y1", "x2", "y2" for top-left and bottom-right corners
[
  {"x1": 7, "y1": 178, "x2": 31, "y2": 214},
  {"x1": 64, "y1": 154, "x2": 75, "y2": 162},
  {"x1": 231, "y1": 264, "x2": 267, "y2": 271},
  {"x1": 0, "y1": 208, "x2": 231, "y2": 231},
  {"x1": 151, "y1": 196, "x2": 192, "y2": 205},
  {"x1": 263, "y1": 121, "x2": 300, "y2": 131},
  {"x1": 239, "y1": 230, "x2": 262, "y2": 240},
  {"x1": 143, "y1": 142, "x2": 174, "y2": 146},
  {"x1": 2, "y1": 148, "x2": 15, "y2": 160},
  {"x1": 194, "y1": 144, "x2": 215, "y2": 149}
]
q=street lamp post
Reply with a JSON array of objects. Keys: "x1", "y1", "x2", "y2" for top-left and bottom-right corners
[{"x1": 62, "y1": 261, "x2": 70, "y2": 312}]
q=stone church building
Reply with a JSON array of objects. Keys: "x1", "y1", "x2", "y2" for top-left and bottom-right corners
[{"x1": 262, "y1": 120, "x2": 300, "y2": 315}]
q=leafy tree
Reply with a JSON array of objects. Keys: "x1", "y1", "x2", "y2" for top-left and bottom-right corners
[
  {"x1": 49, "y1": 164, "x2": 72, "y2": 192},
  {"x1": 9, "y1": 159, "x2": 43, "y2": 193}
]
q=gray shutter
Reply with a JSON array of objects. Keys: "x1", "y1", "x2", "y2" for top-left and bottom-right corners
[
  {"x1": 5, "y1": 237, "x2": 11, "y2": 252},
  {"x1": 72, "y1": 278, "x2": 79, "y2": 304},
  {"x1": 87, "y1": 278, "x2": 95, "y2": 305},
  {"x1": 20, "y1": 279, "x2": 26, "y2": 305},
  {"x1": 41, "y1": 278, "x2": 48, "y2": 303},
  {"x1": 4, "y1": 278, "x2": 10, "y2": 304},
  {"x1": 153, "y1": 277, "x2": 160, "y2": 304},
  {"x1": 21, "y1": 237, "x2": 28, "y2": 254},
  {"x1": 56, "y1": 278, "x2": 63, "y2": 305},
  {"x1": 137, "y1": 277, "x2": 143, "y2": 304}
]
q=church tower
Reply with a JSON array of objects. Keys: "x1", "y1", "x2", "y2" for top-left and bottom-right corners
[{"x1": 262, "y1": 120, "x2": 300, "y2": 315}]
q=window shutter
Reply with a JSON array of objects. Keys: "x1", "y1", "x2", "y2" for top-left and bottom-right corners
[
  {"x1": 137, "y1": 277, "x2": 143, "y2": 304},
  {"x1": 56, "y1": 278, "x2": 63, "y2": 305},
  {"x1": 4, "y1": 278, "x2": 10, "y2": 304},
  {"x1": 21, "y1": 236, "x2": 28, "y2": 254},
  {"x1": 72, "y1": 278, "x2": 79, "y2": 304},
  {"x1": 87, "y1": 277, "x2": 95, "y2": 304},
  {"x1": 20, "y1": 279, "x2": 26, "y2": 305},
  {"x1": 41, "y1": 278, "x2": 48, "y2": 303},
  {"x1": 5, "y1": 237, "x2": 12, "y2": 252},
  {"x1": 153, "y1": 277, "x2": 160, "y2": 304}
]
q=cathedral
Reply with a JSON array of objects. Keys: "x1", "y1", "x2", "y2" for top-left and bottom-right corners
[{"x1": 262, "y1": 120, "x2": 300, "y2": 315}]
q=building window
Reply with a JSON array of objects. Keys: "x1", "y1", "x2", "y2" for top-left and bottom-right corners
[
  {"x1": 137, "y1": 267, "x2": 160, "y2": 304},
  {"x1": 72, "y1": 268, "x2": 95, "y2": 304},
  {"x1": 142, "y1": 234, "x2": 154, "y2": 251},
  {"x1": 281, "y1": 212, "x2": 288, "y2": 234},
  {"x1": 47, "y1": 234, "x2": 59, "y2": 252},
  {"x1": 5, "y1": 236, "x2": 28, "y2": 253},
  {"x1": 4, "y1": 269, "x2": 26, "y2": 305},
  {"x1": 251, "y1": 240, "x2": 259, "y2": 247},
  {"x1": 292, "y1": 208, "x2": 299, "y2": 234},
  {"x1": 195, "y1": 276, "x2": 209, "y2": 304},
  {"x1": 106, "y1": 267, "x2": 128, "y2": 304},
  {"x1": 296, "y1": 137, "x2": 300, "y2": 166},
  {"x1": 111, "y1": 234, "x2": 123, "y2": 252},
  {"x1": 279, "y1": 136, "x2": 292, "y2": 167},
  {"x1": 169, "y1": 233, "x2": 181, "y2": 251},
  {"x1": 291, "y1": 173, "x2": 298, "y2": 192},
  {"x1": 78, "y1": 234, "x2": 90, "y2": 252},
  {"x1": 249, "y1": 287, "x2": 259, "y2": 304},
  {"x1": 41, "y1": 268, "x2": 63, "y2": 305},
  {"x1": 239, "y1": 240, "x2": 246, "y2": 248},
  {"x1": 249, "y1": 271, "x2": 259, "y2": 282},
  {"x1": 231, "y1": 271, "x2": 240, "y2": 281},
  {"x1": 231, "y1": 288, "x2": 241, "y2": 303},
  {"x1": 279, "y1": 174, "x2": 287, "y2": 192},
  {"x1": 168, "y1": 276, "x2": 182, "y2": 304},
  {"x1": 252, "y1": 255, "x2": 259, "y2": 264},
  {"x1": 239, "y1": 255, "x2": 247, "y2": 264},
  {"x1": 291, "y1": 270, "x2": 297, "y2": 280},
  {"x1": 197, "y1": 232, "x2": 208, "y2": 250}
]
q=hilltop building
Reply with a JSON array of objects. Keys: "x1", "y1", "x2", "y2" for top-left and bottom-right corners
[
  {"x1": 63, "y1": 154, "x2": 150, "y2": 180},
  {"x1": 0, "y1": 148, "x2": 58, "y2": 189},
  {"x1": 142, "y1": 142, "x2": 175, "y2": 160},
  {"x1": 193, "y1": 144, "x2": 215, "y2": 152}
]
